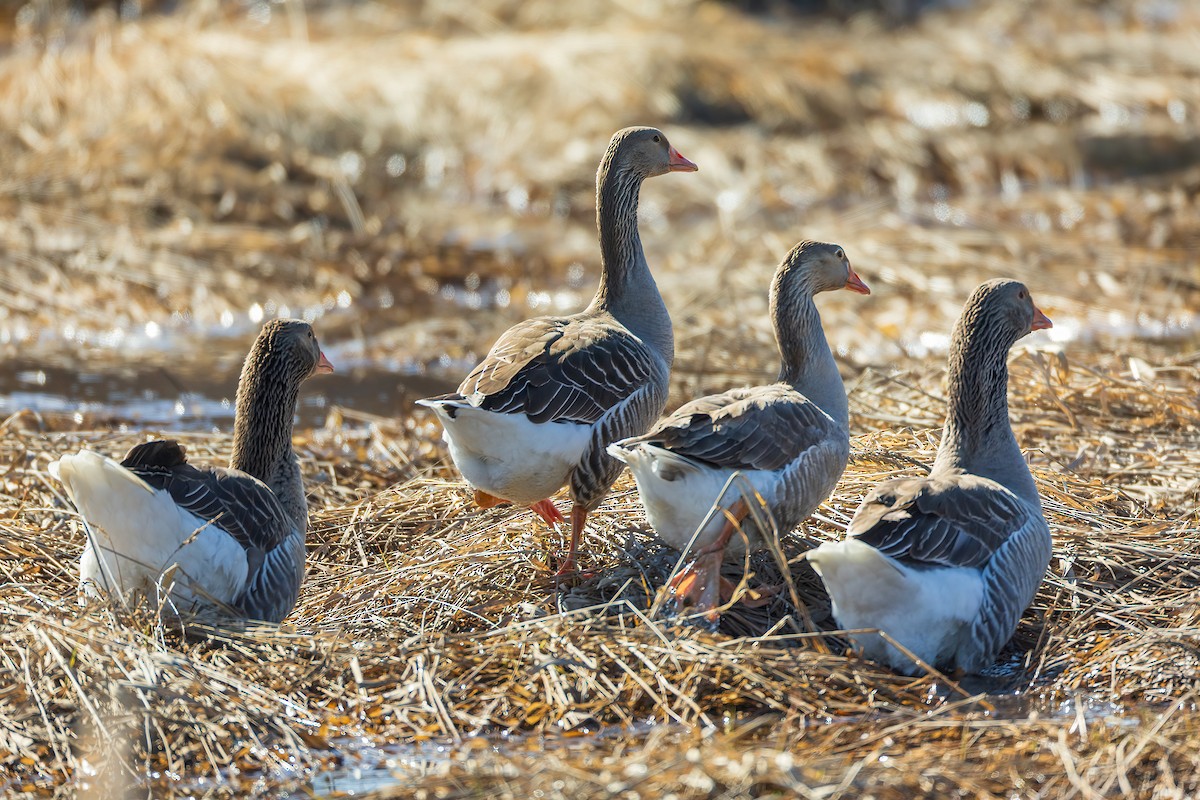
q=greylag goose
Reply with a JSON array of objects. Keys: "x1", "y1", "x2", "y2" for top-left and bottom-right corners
[
  {"x1": 808, "y1": 279, "x2": 1053, "y2": 675},
  {"x1": 50, "y1": 319, "x2": 334, "y2": 622},
  {"x1": 609, "y1": 241, "x2": 870, "y2": 620},
  {"x1": 418, "y1": 126, "x2": 697, "y2": 576}
]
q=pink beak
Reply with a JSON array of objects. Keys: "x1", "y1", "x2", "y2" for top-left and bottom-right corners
[
  {"x1": 844, "y1": 266, "x2": 871, "y2": 295},
  {"x1": 667, "y1": 146, "x2": 698, "y2": 173},
  {"x1": 1031, "y1": 305, "x2": 1053, "y2": 331},
  {"x1": 316, "y1": 351, "x2": 335, "y2": 374}
]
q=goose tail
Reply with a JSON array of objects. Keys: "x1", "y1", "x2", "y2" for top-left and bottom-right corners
[
  {"x1": 608, "y1": 440, "x2": 699, "y2": 482},
  {"x1": 809, "y1": 539, "x2": 983, "y2": 674},
  {"x1": 51, "y1": 450, "x2": 247, "y2": 607}
]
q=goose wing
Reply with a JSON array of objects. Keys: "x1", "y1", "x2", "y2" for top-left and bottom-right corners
[
  {"x1": 846, "y1": 472, "x2": 1033, "y2": 568},
  {"x1": 623, "y1": 385, "x2": 836, "y2": 471},
  {"x1": 449, "y1": 315, "x2": 657, "y2": 425},
  {"x1": 848, "y1": 470, "x2": 1052, "y2": 668},
  {"x1": 234, "y1": 532, "x2": 306, "y2": 623},
  {"x1": 121, "y1": 440, "x2": 297, "y2": 555}
]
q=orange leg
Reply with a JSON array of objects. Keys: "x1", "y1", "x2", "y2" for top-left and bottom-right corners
[
  {"x1": 529, "y1": 498, "x2": 566, "y2": 528},
  {"x1": 668, "y1": 551, "x2": 727, "y2": 621},
  {"x1": 475, "y1": 490, "x2": 565, "y2": 528},
  {"x1": 553, "y1": 505, "x2": 587, "y2": 578},
  {"x1": 475, "y1": 492, "x2": 582, "y2": 574},
  {"x1": 667, "y1": 499, "x2": 752, "y2": 621}
]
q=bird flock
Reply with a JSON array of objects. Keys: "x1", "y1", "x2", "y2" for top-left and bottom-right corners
[{"x1": 51, "y1": 126, "x2": 1055, "y2": 677}]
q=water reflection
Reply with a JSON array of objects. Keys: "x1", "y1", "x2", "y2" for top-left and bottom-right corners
[
  {"x1": 0, "y1": 299, "x2": 1193, "y2": 429},
  {"x1": 0, "y1": 358, "x2": 453, "y2": 429},
  {"x1": 289, "y1": 742, "x2": 450, "y2": 799}
]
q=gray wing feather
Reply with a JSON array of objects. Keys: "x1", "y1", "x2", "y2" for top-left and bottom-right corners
[
  {"x1": 959, "y1": 513, "x2": 1052, "y2": 671},
  {"x1": 571, "y1": 358, "x2": 671, "y2": 510},
  {"x1": 124, "y1": 443, "x2": 295, "y2": 553},
  {"x1": 771, "y1": 434, "x2": 851, "y2": 534},
  {"x1": 621, "y1": 384, "x2": 836, "y2": 471},
  {"x1": 847, "y1": 473, "x2": 1025, "y2": 567},
  {"x1": 122, "y1": 440, "x2": 303, "y2": 622},
  {"x1": 235, "y1": 532, "x2": 306, "y2": 623},
  {"x1": 455, "y1": 315, "x2": 656, "y2": 425}
]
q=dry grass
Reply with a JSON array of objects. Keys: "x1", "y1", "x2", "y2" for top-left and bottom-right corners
[
  {"x1": 0, "y1": 0, "x2": 1197, "y2": 376},
  {"x1": 0, "y1": 0, "x2": 1198, "y2": 797},
  {"x1": 0, "y1": 349, "x2": 1197, "y2": 797}
]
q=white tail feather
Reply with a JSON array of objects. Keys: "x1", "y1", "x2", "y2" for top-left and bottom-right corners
[
  {"x1": 52, "y1": 450, "x2": 249, "y2": 612},
  {"x1": 809, "y1": 539, "x2": 983, "y2": 674}
]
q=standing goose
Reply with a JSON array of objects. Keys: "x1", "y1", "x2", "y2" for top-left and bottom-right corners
[
  {"x1": 50, "y1": 319, "x2": 334, "y2": 623},
  {"x1": 418, "y1": 126, "x2": 697, "y2": 575},
  {"x1": 808, "y1": 279, "x2": 1053, "y2": 675},
  {"x1": 609, "y1": 241, "x2": 870, "y2": 620}
]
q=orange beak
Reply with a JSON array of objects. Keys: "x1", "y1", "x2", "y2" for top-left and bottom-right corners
[
  {"x1": 667, "y1": 146, "x2": 698, "y2": 173},
  {"x1": 844, "y1": 266, "x2": 871, "y2": 295},
  {"x1": 1031, "y1": 305, "x2": 1053, "y2": 331},
  {"x1": 316, "y1": 351, "x2": 335, "y2": 374}
]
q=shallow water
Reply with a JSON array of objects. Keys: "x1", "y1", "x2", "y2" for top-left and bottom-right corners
[
  {"x1": 282, "y1": 742, "x2": 451, "y2": 799},
  {"x1": 1, "y1": 300, "x2": 1194, "y2": 432},
  {"x1": 248, "y1": 697, "x2": 1142, "y2": 799},
  {"x1": 0, "y1": 349, "x2": 455, "y2": 430}
]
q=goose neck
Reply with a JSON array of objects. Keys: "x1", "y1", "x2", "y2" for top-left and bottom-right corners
[
  {"x1": 230, "y1": 362, "x2": 305, "y2": 526},
  {"x1": 775, "y1": 292, "x2": 847, "y2": 429},
  {"x1": 592, "y1": 167, "x2": 647, "y2": 311},
  {"x1": 588, "y1": 162, "x2": 673, "y2": 363},
  {"x1": 935, "y1": 326, "x2": 1037, "y2": 502}
]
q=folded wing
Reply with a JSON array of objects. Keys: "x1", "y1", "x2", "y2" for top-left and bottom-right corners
[
  {"x1": 623, "y1": 384, "x2": 836, "y2": 471},
  {"x1": 453, "y1": 315, "x2": 657, "y2": 424}
]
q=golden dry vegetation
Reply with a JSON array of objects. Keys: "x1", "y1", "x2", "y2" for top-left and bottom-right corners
[{"x1": 0, "y1": 0, "x2": 1198, "y2": 797}]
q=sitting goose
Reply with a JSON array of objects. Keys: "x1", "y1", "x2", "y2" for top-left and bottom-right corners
[
  {"x1": 50, "y1": 319, "x2": 334, "y2": 623},
  {"x1": 609, "y1": 241, "x2": 870, "y2": 619},
  {"x1": 418, "y1": 126, "x2": 697, "y2": 576},
  {"x1": 808, "y1": 279, "x2": 1053, "y2": 675}
]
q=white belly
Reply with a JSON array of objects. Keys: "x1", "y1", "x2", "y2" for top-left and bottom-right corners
[
  {"x1": 613, "y1": 443, "x2": 781, "y2": 556},
  {"x1": 809, "y1": 538, "x2": 984, "y2": 675},
  {"x1": 80, "y1": 506, "x2": 250, "y2": 613},
  {"x1": 429, "y1": 402, "x2": 593, "y2": 505}
]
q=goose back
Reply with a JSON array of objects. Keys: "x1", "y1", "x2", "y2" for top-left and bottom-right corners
[{"x1": 121, "y1": 439, "x2": 305, "y2": 621}]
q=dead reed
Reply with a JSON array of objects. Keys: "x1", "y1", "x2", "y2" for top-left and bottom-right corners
[
  {"x1": 0, "y1": 0, "x2": 1197, "y2": 796},
  {"x1": 0, "y1": 0, "x2": 1197, "y2": 378},
  {"x1": 0, "y1": 348, "x2": 1197, "y2": 796}
]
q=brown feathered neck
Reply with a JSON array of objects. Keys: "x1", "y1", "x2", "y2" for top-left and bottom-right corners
[
  {"x1": 935, "y1": 292, "x2": 1038, "y2": 503},
  {"x1": 591, "y1": 137, "x2": 651, "y2": 311},
  {"x1": 230, "y1": 326, "x2": 306, "y2": 493},
  {"x1": 769, "y1": 244, "x2": 849, "y2": 429},
  {"x1": 586, "y1": 135, "x2": 674, "y2": 364}
]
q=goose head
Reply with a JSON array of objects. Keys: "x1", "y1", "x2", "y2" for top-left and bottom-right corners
[
  {"x1": 772, "y1": 240, "x2": 871, "y2": 315},
  {"x1": 958, "y1": 279, "x2": 1053, "y2": 352},
  {"x1": 250, "y1": 318, "x2": 335, "y2": 385},
  {"x1": 605, "y1": 126, "x2": 698, "y2": 180}
]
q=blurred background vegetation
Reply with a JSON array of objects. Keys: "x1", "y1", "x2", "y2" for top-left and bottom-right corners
[{"x1": 0, "y1": 0, "x2": 1196, "y2": 422}]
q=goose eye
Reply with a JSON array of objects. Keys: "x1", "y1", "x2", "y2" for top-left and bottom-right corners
[
  {"x1": 652, "y1": 134, "x2": 661, "y2": 143},
  {"x1": 1018, "y1": 290, "x2": 1026, "y2": 299},
  {"x1": 836, "y1": 249, "x2": 844, "y2": 260}
]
